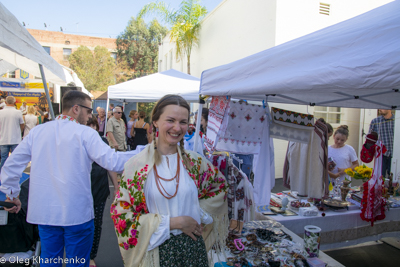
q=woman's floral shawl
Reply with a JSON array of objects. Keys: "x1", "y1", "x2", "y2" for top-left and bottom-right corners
[{"x1": 111, "y1": 142, "x2": 228, "y2": 267}]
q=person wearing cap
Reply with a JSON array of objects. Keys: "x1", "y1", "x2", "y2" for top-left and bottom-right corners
[{"x1": 106, "y1": 106, "x2": 127, "y2": 151}]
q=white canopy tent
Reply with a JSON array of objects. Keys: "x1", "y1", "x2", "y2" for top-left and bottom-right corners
[
  {"x1": 108, "y1": 69, "x2": 200, "y2": 103},
  {"x1": 0, "y1": 2, "x2": 67, "y2": 119},
  {"x1": 196, "y1": 0, "x2": 400, "y2": 207},
  {"x1": 199, "y1": 0, "x2": 400, "y2": 110}
]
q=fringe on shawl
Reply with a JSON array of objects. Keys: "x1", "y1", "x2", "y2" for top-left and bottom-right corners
[
  {"x1": 139, "y1": 248, "x2": 160, "y2": 267},
  {"x1": 203, "y1": 208, "x2": 229, "y2": 267}
]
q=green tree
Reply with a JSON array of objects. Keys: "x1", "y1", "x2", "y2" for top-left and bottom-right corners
[
  {"x1": 116, "y1": 17, "x2": 167, "y2": 79},
  {"x1": 138, "y1": 0, "x2": 207, "y2": 75},
  {"x1": 69, "y1": 46, "x2": 115, "y2": 91}
]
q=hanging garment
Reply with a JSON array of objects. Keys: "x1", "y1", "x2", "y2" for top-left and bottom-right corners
[
  {"x1": 282, "y1": 120, "x2": 329, "y2": 198},
  {"x1": 361, "y1": 141, "x2": 386, "y2": 226},
  {"x1": 216, "y1": 101, "x2": 267, "y2": 154},
  {"x1": 252, "y1": 106, "x2": 275, "y2": 208},
  {"x1": 227, "y1": 161, "x2": 255, "y2": 222},
  {"x1": 204, "y1": 96, "x2": 231, "y2": 154},
  {"x1": 269, "y1": 107, "x2": 314, "y2": 144}
]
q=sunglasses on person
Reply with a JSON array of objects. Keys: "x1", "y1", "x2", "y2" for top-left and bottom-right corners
[
  {"x1": 76, "y1": 104, "x2": 93, "y2": 114},
  {"x1": 114, "y1": 111, "x2": 122, "y2": 114}
]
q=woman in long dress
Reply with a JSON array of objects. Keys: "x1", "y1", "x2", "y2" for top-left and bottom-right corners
[
  {"x1": 23, "y1": 106, "x2": 39, "y2": 138},
  {"x1": 112, "y1": 95, "x2": 228, "y2": 267}
]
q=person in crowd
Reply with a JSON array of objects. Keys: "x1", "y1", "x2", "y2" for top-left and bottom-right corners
[
  {"x1": 107, "y1": 106, "x2": 127, "y2": 151},
  {"x1": 369, "y1": 109, "x2": 395, "y2": 177},
  {"x1": 126, "y1": 110, "x2": 138, "y2": 150},
  {"x1": 34, "y1": 105, "x2": 44, "y2": 124},
  {"x1": 95, "y1": 107, "x2": 101, "y2": 117},
  {"x1": 111, "y1": 94, "x2": 228, "y2": 267},
  {"x1": 23, "y1": 106, "x2": 39, "y2": 138},
  {"x1": 0, "y1": 90, "x2": 140, "y2": 267},
  {"x1": 34, "y1": 105, "x2": 44, "y2": 117},
  {"x1": 130, "y1": 111, "x2": 151, "y2": 150},
  {"x1": 117, "y1": 105, "x2": 128, "y2": 127},
  {"x1": 86, "y1": 117, "x2": 119, "y2": 267},
  {"x1": 328, "y1": 125, "x2": 359, "y2": 183},
  {"x1": 107, "y1": 110, "x2": 113, "y2": 119},
  {"x1": 0, "y1": 98, "x2": 6, "y2": 109},
  {"x1": 109, "y1": 103, "x2": 115, "y2": 111},
  {"x1": 200, "y1": 108, "x2": 209, "y2": 135},
  {"x1": 0, "y1": 96, "x2": 25, "y2": 170},
  {"x1": 19, "y1": 101, "x2": 27, "y2": 115},
  {"x1": 97, "y1": 107, "x2": 106, "y2": 136}
]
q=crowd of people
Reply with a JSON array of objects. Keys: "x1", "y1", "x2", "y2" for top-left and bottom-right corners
[{"x1": 0, "y1": 92, "x2": 227, "y2": 267}]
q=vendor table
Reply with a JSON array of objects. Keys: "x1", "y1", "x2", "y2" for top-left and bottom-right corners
[
  {"x1": 212, "y1": 224, "x2": 344, "y2": 267},
  {"x1": 256, "y1": 207, "x2": 400, "y2": 250}
]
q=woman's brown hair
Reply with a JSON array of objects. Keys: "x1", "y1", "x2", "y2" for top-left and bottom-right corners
[{"x1": 151, "y1": 94, "x2": 191, "y2": 167}]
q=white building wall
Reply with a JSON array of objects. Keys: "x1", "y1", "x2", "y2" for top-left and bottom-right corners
[{"x1": 158, "y1": 0, "x2": 393, "y2": 178}]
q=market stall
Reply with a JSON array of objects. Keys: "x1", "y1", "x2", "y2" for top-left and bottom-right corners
[
  {"x1": 0, "y1": 3, "x2": 67, "y2": 118},
  {"x1": 196, "y1": 2, "x2": 400, "y2": 265}
]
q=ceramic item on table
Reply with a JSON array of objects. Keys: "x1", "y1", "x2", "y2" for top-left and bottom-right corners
[
  {"x1": 304, "y1": 225, "x2": 321, "y2": 257},
  {"x1": 281, "y1": 197, "x2": 289, "y2": 211},
  {"x1": 340, "y1": 180, "x2": 351, "y2": 201}
]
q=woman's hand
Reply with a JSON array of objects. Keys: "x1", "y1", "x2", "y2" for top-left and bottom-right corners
[{"x1": 170, "y1": 216, "x2": 203, "y2": 241}]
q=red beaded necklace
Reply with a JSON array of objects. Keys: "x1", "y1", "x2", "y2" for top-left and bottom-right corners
[{"x1": 154, "y1": 154, "x2": 180, "y2": 199}]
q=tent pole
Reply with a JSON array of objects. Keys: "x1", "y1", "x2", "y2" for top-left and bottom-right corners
[
  {"x1": 39, "y1": 64, "x2": 55, "y2": 120},
  {"x1": 105, "y1": 97, "x2": 110, "y2": 137},
  {"x1": 193, "y1": 96, "x2": 205, "y2": 153}
]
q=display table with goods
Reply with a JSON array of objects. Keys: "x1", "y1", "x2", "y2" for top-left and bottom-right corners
[
  {"x1": 211, "y1": 220, "x2": 344, "y2": 267},
  {"x1": 256, "y1": 190, "x2": 400, "y2": 250}
]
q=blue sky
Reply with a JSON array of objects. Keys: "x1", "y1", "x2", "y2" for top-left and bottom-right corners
[{"x1": 2, "y1": 0, "x2": 222, "y2": 38}]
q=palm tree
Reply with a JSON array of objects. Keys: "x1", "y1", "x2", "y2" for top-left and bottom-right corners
[{"x1": 138, "y1": 0, "x2": 207, "y2": 75}]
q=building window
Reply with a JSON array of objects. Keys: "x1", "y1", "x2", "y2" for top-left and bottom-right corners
[
  {"x1": 8, "y1": 71, "x2": 16, "y2": 78},
  {"x1": 319, "y1": 2, "x2": 330, "y2": 15},
  {"x1": 164, "y1": 54, "x2": 167, "y2": 70},
  {"x1": 314, "y1": 106, "x2": 341, "y2": 124},
  {"x1": 63, "y1": 48, "x2": 72, "y2": 61},
  {"x1": 43, "y1": 46, "x2": 51, "y2": 55}
]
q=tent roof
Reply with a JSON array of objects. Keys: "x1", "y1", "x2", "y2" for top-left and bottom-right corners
[
  {"x1": 0, "y1": 3, "x2": 66, "y2": 84},
  {"x1": 199, "y1": 0, "x2": 400, "y2": 110},
  {"x1": 108, "y1": 69, "x2": 200, "y2": 102}
]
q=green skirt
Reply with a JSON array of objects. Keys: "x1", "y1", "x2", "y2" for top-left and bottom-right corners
[{"x1": 159, "y1": 233, "x2": 208, "y2": 267}]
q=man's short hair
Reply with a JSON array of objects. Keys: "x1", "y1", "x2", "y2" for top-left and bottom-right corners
[
  {"x1": 62, "y1": 91, "x2": 91, "y2": 112},
  {"x1": 113, "y1": 107, "x2": 122, "y2": 113},
  {"x1": 109, "y1": 103, "x2": 115, "y2": 108},
  {"x1": 5, "y1": 96, "x2": 16, "y2": 104}
]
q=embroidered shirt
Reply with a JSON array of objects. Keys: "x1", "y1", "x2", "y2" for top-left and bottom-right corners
[
  {"x1": 0, "y1": 115, "x2": 140, "y2": 226},
  {"x1": 369, "y1": 115, "x2": 395, "y2": 157}
]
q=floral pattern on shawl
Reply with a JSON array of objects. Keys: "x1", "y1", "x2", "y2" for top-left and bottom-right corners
[{"x1": 110, "y1": 144, "x2": 228, "y2": 253}]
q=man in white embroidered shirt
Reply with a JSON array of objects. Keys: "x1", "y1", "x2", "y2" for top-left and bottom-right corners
[{"x1": 0, "y1": 91, "x2": 139, "y2": 267}]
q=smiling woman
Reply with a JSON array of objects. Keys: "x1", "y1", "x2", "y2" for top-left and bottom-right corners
[{"x1": 111, "y1": 94, "x2": 229, "y2": 267}]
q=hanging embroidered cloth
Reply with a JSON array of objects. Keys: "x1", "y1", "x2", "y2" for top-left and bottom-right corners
[
  {"x1": 269, "y1": 107, "x2": 314, "y2": 144},
  {"x1": 204, "y1": 96, "x2": 231, "y2": 154},
  {"x1": 361, "y1": 141, "x2": 386, "y2": 226},
  {"x1": 216, "y1": 101, "x2": 267, "y2": 154},
  {"x1": 227, "y1": 160, "x2": 255, "y2": 222},
  {"x1": 282, "y1": 120, "x2": 329, "y2": 198}
]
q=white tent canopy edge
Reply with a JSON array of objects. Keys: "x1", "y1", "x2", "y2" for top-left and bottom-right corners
[{"x1": 199, "y1": 0, "x2": 400, "y2": 110}]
